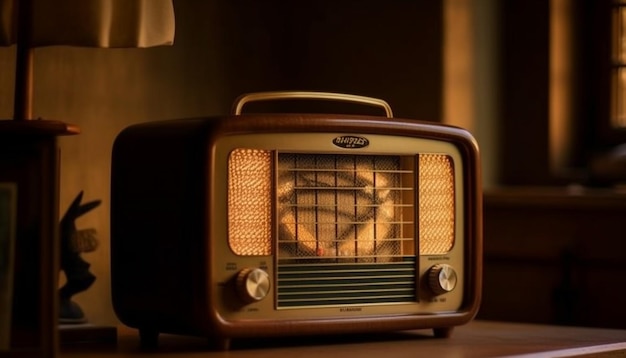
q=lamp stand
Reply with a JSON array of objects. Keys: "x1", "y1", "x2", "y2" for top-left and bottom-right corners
[{"x1": 1, "y1": 1, "x2": 79, "y2": 357}]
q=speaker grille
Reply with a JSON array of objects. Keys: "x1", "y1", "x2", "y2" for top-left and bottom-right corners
[
  {"x1": 418, "y1": 154, "x2": 455, "y2": 255},
  {"x1": 277, "y1": 153, "x2": 413, "y2": 263},
  {"x1": 277, "y1": 258, "x2": 417, "y2": 307},
  {"x1": 228, "y1": 149, "x2": 273, "y2": 256}
]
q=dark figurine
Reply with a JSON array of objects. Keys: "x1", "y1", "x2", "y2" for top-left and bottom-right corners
[{"x1": 59, "y1": 191, "x2": 101, "y2": 324}]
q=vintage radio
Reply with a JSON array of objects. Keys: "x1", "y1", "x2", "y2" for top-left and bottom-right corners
[{"x1": 110, "y1": 92, "x2": 482, "y2": 349}]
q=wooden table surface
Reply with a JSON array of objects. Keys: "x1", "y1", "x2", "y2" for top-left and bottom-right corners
[{"x1": 60, "y1": 320, "x2": 626, "y2": 358}]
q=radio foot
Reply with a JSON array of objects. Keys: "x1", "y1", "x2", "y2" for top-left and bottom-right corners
[
  {"x1": 139, "y1": 328, "x2": 159, "y2": 349},
  {"x1": 433, "y1": 327, "x2": 453, "y2": 338},
  {"x1": 207, "y1": 337, "x2": 231, "y2": 351}
]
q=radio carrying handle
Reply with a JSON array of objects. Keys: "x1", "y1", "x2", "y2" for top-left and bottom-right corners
[{"x1": 231, "y1": 91, "x2": 394, "y2": 118}]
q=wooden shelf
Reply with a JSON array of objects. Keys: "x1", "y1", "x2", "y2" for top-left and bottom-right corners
[
  {"x1": 0, "y1": 119, "x2": 79, "y2": 136},
  {"x1": 0, "y1": 120, "x2": 79, "y2": 357}
]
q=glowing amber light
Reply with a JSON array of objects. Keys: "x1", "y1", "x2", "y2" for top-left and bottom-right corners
[
  {"x1": 228, "y1": 149, "x2": 273, "y2": 256},
  {"x1": 227, "y1": 150, "x2": 455, "y2": 257},
  {"x1": 275, "y1": 154, "x2": 407, "y2": 262},
  {"x1": 419, "y1": 154, "x2": 455, "y2": 254}
]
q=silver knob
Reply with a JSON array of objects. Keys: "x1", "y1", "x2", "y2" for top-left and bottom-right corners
[
  {"x1": 235, "y1": 268, "x2": 270, "y2": 303},
  {"x1": 428, "y1": 264, "x2": 457, "y2": 295}
]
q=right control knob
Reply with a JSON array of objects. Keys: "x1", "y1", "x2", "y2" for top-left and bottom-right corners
[{"x1": 428, "y1": 264, "x2": 458, "y2": 295}]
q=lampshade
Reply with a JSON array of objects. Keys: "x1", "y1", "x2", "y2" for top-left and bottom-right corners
[
  {"x1": 0, "y1": 0, "x2": 175, "y2": 48},
  {"x1": 0, "y1": 0, "x2": 174, "y2": 121}
]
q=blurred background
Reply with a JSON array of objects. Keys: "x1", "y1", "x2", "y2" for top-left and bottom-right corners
[{"x1": 1, "y1": 0, "x2": 624, "y2": 329}]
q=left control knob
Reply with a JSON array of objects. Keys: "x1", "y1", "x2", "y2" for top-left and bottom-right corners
[{"x1": 235, "y1": 268, "x2": 270, "y2": 304}]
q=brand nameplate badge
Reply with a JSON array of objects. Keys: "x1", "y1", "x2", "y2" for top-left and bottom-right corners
[{"x1": 332, "y1": 136, "x2": 369, "y2": 149}]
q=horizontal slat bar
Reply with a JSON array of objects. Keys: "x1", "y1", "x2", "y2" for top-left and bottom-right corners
[
  {"x1": 277, "y1": 296, "x2": 415, "y2": 307},
  {"x1": 278, "y1": 289, "x2": 415, "y2": 300},
  {"x1": 292, "y1": 186, "x2": 413, "y2": 191},
  {"x1": 278, "y1": 266, "x2": 414, "y2": 273},
  {"x1": 278, "y1": 221, "x2": 413, "y2": 225},
  {"x1": 278, "y1": 270, "x2": 414, "y2": 280},
  {"x1": 276, "y1": 276, "x2": 414, "y2": 287},
  {"x1": 277, "y1": 261, "x2": 415, "y2": 272},
  {"x1": 278, "y1": 238, "x2": 413, "y2": 245},
  {"x1": 280, "y1": 203, "x2": 414, "y2": 208},
  {"x1": 278, "y1": 282, "x2": 415, "y2": 293},
  {"x1": 280, "y1": 168, "x2": 414, "y2": 174},
  {"x1": 277, "y1": 255, "x2": 412, "y2": 261}
]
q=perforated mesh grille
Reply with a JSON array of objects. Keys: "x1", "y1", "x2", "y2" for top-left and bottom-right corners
[
  {"x1": 228, "y1": 149, "x2": 273, "y2": 255},
  {"x1": 418, "y1": 154, "x2": 455, "y2": 254}
]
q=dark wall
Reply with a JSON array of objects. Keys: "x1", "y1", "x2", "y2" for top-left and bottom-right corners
[
  {"x1": 204, "y1": 1, "x2": 443, "y2": 120},
  {"x1": 497, "y1": 0, "x2": 551, "y2": 185}
]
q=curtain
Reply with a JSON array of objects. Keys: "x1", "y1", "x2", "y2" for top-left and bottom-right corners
[{"x1": 0, "y1": 0, "x2": 175, "y2": 48}]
